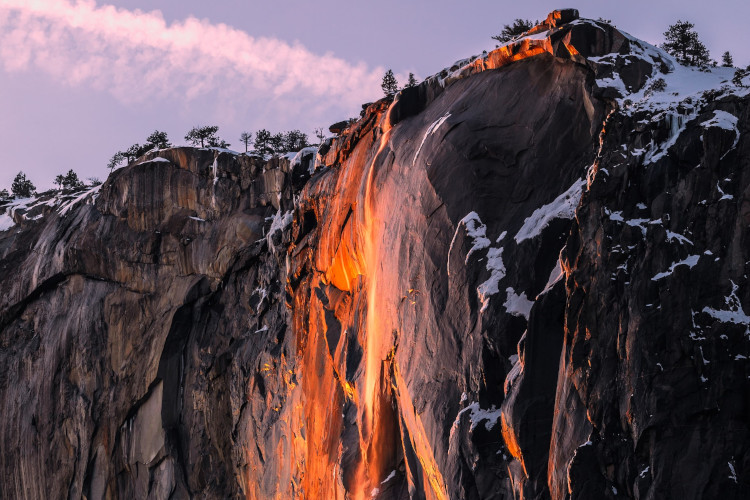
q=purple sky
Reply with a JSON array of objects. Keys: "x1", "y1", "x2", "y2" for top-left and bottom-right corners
[{"x1": 1, "y1": 0, "x2": 748, "y2": 191}]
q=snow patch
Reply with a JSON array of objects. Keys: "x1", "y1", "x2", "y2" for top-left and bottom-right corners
[
  {"x1": 448, "y1": 211, "x2": 507, "y2": 313},
  {"x1": 58, "y1": 185, "x2": 102, "y2": 216},
  {"x1": 515, "y1": 178, "x2": 585, "y2": 243},
  {"x1": 288, "y1": 146, "x2": 320, "y2": 175},
  {"x1": 539, "y1": 258, "x2": 564, "y2": 296},
  {"x1": 504, "y1": 287, "x2": 533, "y2": 319},
  {"x1": 0, "y1": 213, "x2": 14, "y2": 232},
  {"x1": 717, "y1": 182, "x2": 734, "y2": 201},
  {"x1": 702, "y1": 281, "x2": 750, "y2": 326},
  {"x1": 454, "y1": 402, "x2": 502, "y2": 432},
  {"x1": 728, "y1": 461, "x2": 737, "y2": 483},
  {"x1": 701, "y1": 110, "x2": 739, "y2": 132},
  {"x1": 666, "y1": 230, "x2": 693, "y2": 245},
  {"x1": 448, "y1": 212, "x2": 490, "y2": 273},
  {"x1": 381, "y1": 470, "x2": 396, "y2": 484},
  {"x1": 413, "y1": 112, "x2": 451, "y2": 165},
  {"x1": 651, "y1": 255, "x2": 700, "y2": 281},
  {"x1": 266, "y1": 209, "x2": 293, "y2": 241},
  {"x1": 477, "y1": 247, "x2": 506, "y2": 313}
]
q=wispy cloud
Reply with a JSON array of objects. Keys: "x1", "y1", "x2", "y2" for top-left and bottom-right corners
[{"x1": 0, "y1": 0, "x2": 383, "y2": 108}]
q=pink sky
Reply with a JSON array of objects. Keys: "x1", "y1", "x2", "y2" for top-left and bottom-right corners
[{"x1": 1, "y1": 0, "x2": 748, "y2": 191}]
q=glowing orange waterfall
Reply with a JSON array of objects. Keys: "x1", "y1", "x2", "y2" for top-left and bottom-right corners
[{"x1": 353, "y1": 111, "x2": 396, "y2": 500}]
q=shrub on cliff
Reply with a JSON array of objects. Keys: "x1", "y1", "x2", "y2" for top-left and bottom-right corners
[
  {"x1": 491, "y1": 19, "x2": 535, "y2": 44},
  {"x1": 11, "y1": 172, "x2": 35, "y2": 198},
  {"x1": 107, "y1": 152, "x2": 125, "y2": 172},
  {"x1": 733, "y1": 69, "x2": 749, "y2": 87}
]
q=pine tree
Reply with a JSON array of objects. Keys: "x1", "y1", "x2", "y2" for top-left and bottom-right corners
[
  {"x1": 722, "y1": 51, "x2": 734, "y2": 67},
  {"x1": 123, "y1": 143, "x2": 147, "y2": 163},
  {"x1": 0, "y1": 189, "x2": 10, "y2": 203},
  {"x1": 491, "y1": 19, "x2": 535, "y2": 44},
  {"x1": 146, "y1": 130, "x2": 171, "y2": 150},
  {"x1": 405, "y1": 73, "x2": 418, "y2": 88},
  {"x1": 11, "y1": 172, "x2": 35, "y2": 198},
  {"x1": 184, "y1": 126, "x2": 222, "y2": 148},
  {"x1": 662, "y1": 21, "x2": 711, "y2": 67},
  {"x1": 54, "y1": 174, "x2": 65, "y2": 189},
  {"x1": 381, "y1": 69, "x2": 399, "y2": 97},
  {"x1": 283, "y1": 130, "x2": 309, "y2": 152},
  {"x1": 253, "y1": 129, "x2": 272, "y2": 156},
  {"x1": 239, "y1": 132, "x2": 253, "y2": 153},
  {"x1": 206, "y1": 137, "x2": 230, "y2": 148},
  {"x1": 61, "y1": 169, "x2": 84, "y2": 190},
  {"x1": 269, "y1": 133, "x2": 285, "y2": 156}
]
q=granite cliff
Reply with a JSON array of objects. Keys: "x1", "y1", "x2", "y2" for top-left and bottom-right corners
[{"x1": 1, "y1": 10, "x2": 750, "y2": 500}]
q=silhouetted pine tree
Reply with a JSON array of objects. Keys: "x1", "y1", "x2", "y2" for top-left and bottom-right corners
[
  {"x1": 722, "y1": 51, "x2": 734, "y2": 67},
  {"x1": 662, "y1": 21, "x2": 711, "y2": 67},
  {"x1": 381, "y1": 69, "x2": 399, "y2": 97},
  {"x1": 11, "y1": 172, "x2": 35, "y2": 198}
]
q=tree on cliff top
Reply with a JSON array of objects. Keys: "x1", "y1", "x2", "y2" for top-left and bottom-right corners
[
  {"x1": 11, "y1": 172, "x2": 35, "y2": 198},
  {"x1": 722, "y1": 51, "x2": 734, "y2": 67},
  {"x1": 269, "y1": 133, "x2": 285, "y2": 156},
  {"x1": 107, "y1": 152, "x2": 125, "y2": 172},
  {"x1": 146, "y1": 130, "x2": 171, "y2": 150},
  {"x1": 254, "y1": 129, "x2": 272, "y2": 156},
  {"x1": 662, "y1": 21, "x2": 711, "y2": 67},
  {"x1": 491, "y1": 19, "x2": 535, "y2": 44},
  {"x1": 283, "y1": 130, "x2": 310, "y2": 152},
  {"x1": 185, "y1": 126, "x2": 228, "y2": 148},
  {"x1": 123, "y1": 143, "x2": 150, "y2": 163},
  {"x1": 381, "y1": 69, "x2": 398, "y2": 97},
  {"x1": 239, "y1": 132, "x2": 253, "y2": 153},
  {"x1": 405, "y1": 72, "x2": 418, "y2": 88},
  {"x1": 58, "y1": 169, "x2": 84, "y2": 190}
]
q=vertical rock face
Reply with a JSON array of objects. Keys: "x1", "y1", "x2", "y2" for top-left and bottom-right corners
[
  {"x1": 0, "y1": 148, "x2": 304, "y2": 499},
  {"x1": 1, "y1": 12, "x2": 749, "y2": 500}
]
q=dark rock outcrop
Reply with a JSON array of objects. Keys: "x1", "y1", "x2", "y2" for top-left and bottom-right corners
[{"x1": 1, "y1": 12, "x2": 749, "y2": 500}]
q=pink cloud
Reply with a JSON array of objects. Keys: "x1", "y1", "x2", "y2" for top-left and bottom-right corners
[{"x1": 0, "y1": 0, "x2": 383, "y2": 107}]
